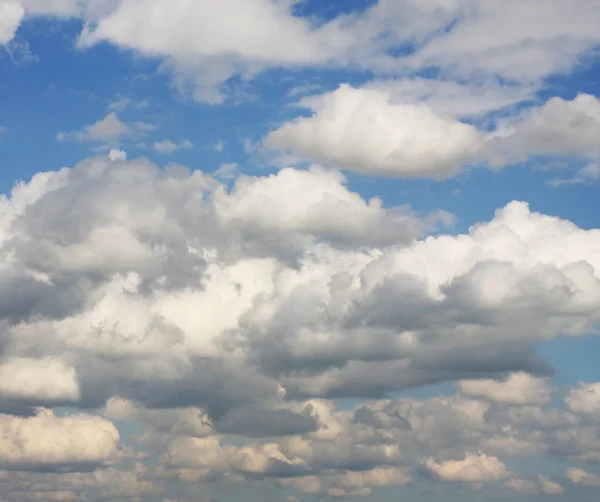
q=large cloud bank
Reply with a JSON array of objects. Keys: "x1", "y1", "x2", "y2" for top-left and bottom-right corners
[{"x1": 0, "y1": 153, "x2": 599, "y2": 499}]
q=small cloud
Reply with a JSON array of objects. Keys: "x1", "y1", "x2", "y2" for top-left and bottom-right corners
[
  {"x1": 286, "y1": 82, "x2": 324, "y2": 98},
  {"x1": 57, "y1": 113, "x2": 155, "y2": 145},
  {"x1": 242, "y1": 137, "x2": 257, "y2": 155},
  {"x1": 0, "y1": 126, "x2": 7, "y2": 137},
  {"x1": 57, "y1": 113, "x2": 133, "y2": 143},
  {"x1": 108, "y1": 98, "x2": 132, "y2": 112},
  {"x1": 154, "y1": 139, "x2": 194, "y2": 154},
  {"x1": 108, "y1": 97, "x2": 150, "y2": 112},
  {"x1": 133, "y1": 121, "x2": 155, "y2": 132},
  {"x1": 214, "y1": 140, "x2": 225, "y2": 152},
  {"x1": 547, "y1": 163, "x2": 600, "y2": 187},
  {"x1": 108, "y1": 149, "x2": 127, "y2": 161}
]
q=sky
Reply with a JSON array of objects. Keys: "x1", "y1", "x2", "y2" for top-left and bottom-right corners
[{"x1": 0, "y1": 1, "x2": 600, "y2": 501}]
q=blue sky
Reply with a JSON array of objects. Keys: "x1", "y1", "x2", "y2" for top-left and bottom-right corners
[{"x1": 1, "y1": 1, "x2": 600, "y2": 502}]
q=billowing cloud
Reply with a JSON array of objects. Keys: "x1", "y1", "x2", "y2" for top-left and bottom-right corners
[
  {"x1": 0, "y1": 153, "x2": 599, "y2": 499},
  {"x1": 0, "y1": 409, "x2": 122, "y2": 470},
  {"x1": 213, "y1": 166, "x2": 454, "y2": 246},
  {"x1": 0, "y1": 155, "x2": 598, "y2": 414},
  {"x1": 265, "y1": 85, "x2": 482, "y2": 179}
]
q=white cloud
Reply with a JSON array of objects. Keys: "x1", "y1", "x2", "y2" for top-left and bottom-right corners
[
  {"x1": 366, "y1": 78, "x2": 536, "y2": 118},
  {"x1": 0, "y1": 409, "x2": 121, "y2": 469},
  {"x1": 458, "y1": 373, "x2": 552, "y2": 406},
  {"x1": 213, "y1": 166, "x2": 454, "y2": 246},
  {"x1": 77, "y1": 0, "x2": 336, "y2": 103},
  {"x1": 69, "y1": 0, "x2": 600, "y2": 105},
  {"x1": 565, "y1": 382, "x2": 600, "y2": 415},
  {"x1": 548, "y1": 163, "x2": 600, "y2": 187},
  {"x1": 5, "y1": 1, "x2": 600, "y2": 108},
  {"x1": 389, "y1": 1, "x2": 600, "y2": 84},
  {"x1": 0, "y1": 357, "x2": 80, "y2": 403},
  {"x1": 154, "y1": 139, "x2": 194, "y2": 154},
  {"x1": 265, "y1": 85, "x2": 482, "y2": 179},
  {"x1": 422, "y1": 453, "x2": 510, "y2": 483},
  {"x1": 0, "y1": 157, "x2": 598, "y2": 412},
  {"x1": 278, "y1": 468, "x2": 411, "y2": 497},
  {"x1": 0, "y1": 1, "x2": 24, "y2": 45},
  {"x1": 108, "y1": 149, "x2": 127, "y2": 161},
  {"x1": 0, "y1": 154, "x2": 598, "y2": 498},
  {"x1": 567, "y1": 467, "x2": 600, "y2": 486},
  {"x1": 214, "y1": 140, "x2": 225, "y2": 152},
  {"x1": 492, "y1": 94, "x2": 600, "y2": 162},
  {"x1": 57, "y1": 112, "x2": 133, "y2": 143}
]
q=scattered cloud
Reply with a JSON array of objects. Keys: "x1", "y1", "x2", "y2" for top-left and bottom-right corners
[
  {"x1": 57, "y1": 112, "x2": 133, "y2": 143},
  {"x1": 2, "y1": 2, "x2": 600, "y2": 501},
  {"x1": 548, "y1": 163, "x2": 600, "y2": 187},
  {"x1": 108, "y1": 149, "x2": 127, "y2": 161},
  {"x1": 154, "y1": 139, "x2": 194, "y2": 153}
]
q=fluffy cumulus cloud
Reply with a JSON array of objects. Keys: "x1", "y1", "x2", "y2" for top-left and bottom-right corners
[
  {"x1": 265, "y1": 85, "x2": 483, "y2": 178},
  {"x1": 0, "y1": 409, "x2": 122, "y2": 470},
  {"x1": 2, "y1": 2, "x2": 600, "y2": 500},
  {"x1": 0, "y1": 152, "x2": 598, "y2": 499}
]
